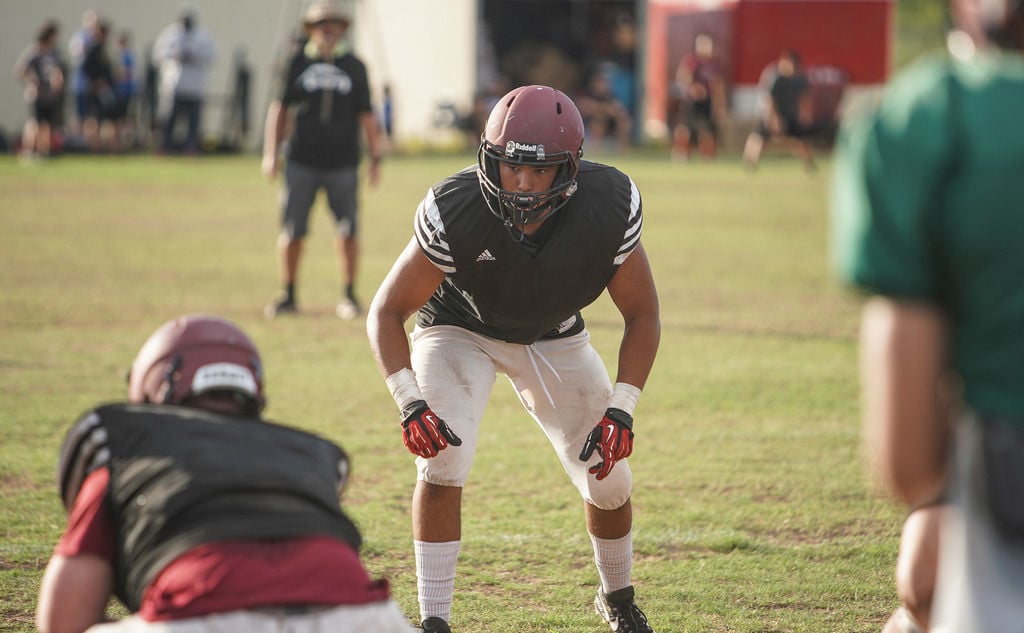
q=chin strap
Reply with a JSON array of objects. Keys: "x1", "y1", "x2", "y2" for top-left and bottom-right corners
[{"x1": 504, "y1": 222, "x2": 527, "y2": 243}]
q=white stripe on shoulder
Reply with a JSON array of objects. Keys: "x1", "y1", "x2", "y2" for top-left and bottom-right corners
[
  {"x1": 614, "y1": 177, "x2": 643, "y2": 265},
  {"x1": 414, "y1": 187, "x2": 456, "y2": 273},
  {"x1": 77, "y1": 413, "x2": 111, "y2": 469},
  {"x1": 627, "y1": 177, "x2": 641, "y2": 224}
]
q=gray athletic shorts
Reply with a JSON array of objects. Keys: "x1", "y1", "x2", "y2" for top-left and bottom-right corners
[
  {"x1": 930, "y1": 412, "x2": 1024, "y2": 632},
  {"x1": 84, "y1": 601, "x2": 412, "y2": 632},
  {"x1": 280, "y1": 161, "x2": 358, "y2": 240},
  {"x1": 409, "y1": 325, "x2": 633, "y2": 510}
]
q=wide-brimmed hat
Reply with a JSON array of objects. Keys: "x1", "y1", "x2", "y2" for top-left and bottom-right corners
[{"x1": 303, "y1": 1, "x2": 352, "y2": 27}]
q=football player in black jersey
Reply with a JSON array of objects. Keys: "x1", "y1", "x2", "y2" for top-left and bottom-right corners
[
  {"x1": 37, "y1": 314, "x2": 410, "y2": 633},
  {"x1": 367, "y1": 85, "x2": 660, "y2": 633}
]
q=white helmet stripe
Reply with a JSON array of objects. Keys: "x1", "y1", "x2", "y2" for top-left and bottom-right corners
[{"x1": 191, "y1": 362, "x2": 258, "y2": 397}]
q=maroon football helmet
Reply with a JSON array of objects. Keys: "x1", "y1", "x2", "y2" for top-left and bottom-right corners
[
  {"x1": 477, "y1": 85, "x2": 585, "y2": 228},
  {"x1": 127, "y1": 314, "x2": 265, "y2": 414}
]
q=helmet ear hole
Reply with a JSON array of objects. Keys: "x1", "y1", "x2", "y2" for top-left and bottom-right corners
[{"x1": 161, "y1": 356, "x2": 183, "y2": 404}]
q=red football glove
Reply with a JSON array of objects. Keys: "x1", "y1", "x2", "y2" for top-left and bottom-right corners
[
  {"x1": 400, "y1": 400, "x2": 462, "y2": 458},
  {"x1": 578, "y1": 408, "x2": 634, "y2": 480}
]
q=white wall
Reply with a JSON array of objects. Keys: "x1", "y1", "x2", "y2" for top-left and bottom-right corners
[{"x1": 1, "y1": 0, "x2": 477, "y2": 151}]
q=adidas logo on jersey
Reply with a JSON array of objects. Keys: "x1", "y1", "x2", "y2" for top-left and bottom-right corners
[{"x1": 476, "y1": 249, "x2": 496, "y2": 262}]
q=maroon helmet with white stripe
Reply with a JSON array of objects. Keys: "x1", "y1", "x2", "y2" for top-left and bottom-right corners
[{"x1": 127, "y1": 314, "x2": 265, "y2": 414}]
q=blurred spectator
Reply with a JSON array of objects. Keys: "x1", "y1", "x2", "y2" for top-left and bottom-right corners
[
  {"x1": 113, "y1": 30, "x2": 138, "y2": 149},
  {"x1": 141, "y1": 46, "x2": 159, "y2": 146},
  {"x1": 578, "y1": 70, "x2": 632, "y2": 152},
  {"x1": 81, "y1": 21, "x2": 118, "y2": 152},
  {"x1": 153, "y1": 4, "x2": 216, "y2": 154},
  {"x1": 13, "y1": 19, "x2": 65, "y2": 159},
  {"x1": 742, "y1": 49, "x2": 815, "y2": 171},
  {"x1": 603, "y1": 13, "x2": 638, "y2": 126},
  {"x1": 67, "y1": 10, "x2": 98, "y2": 143},
  {"x1": 671, "y1": 32, "x2": 727, "y2": 161},
  {"x1": 221, "y1": 48, "x2": 252, "y2": 151}
]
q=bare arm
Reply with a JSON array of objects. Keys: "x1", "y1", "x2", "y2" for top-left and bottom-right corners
[
  {"x1": 36, "y1": 554, "x2": 113, "y2": 633},
  {"x1": 261, "y1": 100, "x2": 288, "y2": 179},
  {"x1": 605, "y1": 243, "x2": 661, "y2": 390},
  {"x1": 710, "y1": 76, "x2": 728, "y2": 122},
  {"x1": 366, "y1": 237, "x2": 446, "y2": 378},
  {"x1": 860, "y1": 297, "x2": 952, "y2": 507},
  {"x1": 359, "y1": 110, "x2": 382, "y2": 187}
]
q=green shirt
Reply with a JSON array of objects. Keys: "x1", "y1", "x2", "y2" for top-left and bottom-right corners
[{"x1": 832, "y1": 48, "x2": 1024, "y2": 419}]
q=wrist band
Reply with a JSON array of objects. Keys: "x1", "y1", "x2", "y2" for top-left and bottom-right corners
[
  {"x1": 608, "y1": 382, "x2": 641, "y2": 416},
  {"x1": 385, "y1": 367, "x2": 423, "y2": 413}
]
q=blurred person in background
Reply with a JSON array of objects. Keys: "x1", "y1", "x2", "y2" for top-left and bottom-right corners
[
  {"x1": 832, "y1": 0, "x2": 1024, "y2": 631},
  {"x1": 36, "y1": 314, "x2": 410, "y2": 633},
  {"x1": 13, "y1": 19, "x2": 65, "y2": 159},
  {"x1": 81, "y1": 21, "x2": 118, "y2": 152},
  {"x1": 671, "y1": 32, "x2": 726, "y2": 162},
  {"x1": 743, "y1": 49, "x2": 815, "y2": 171},
  {"x1": 67, "y1": 10, "x2": 98, "y2": 145},
  {"x1": 578, "y1": 69, "x2": 633, "y2": 152},
  {"x1": 153, "y1": 4, "x2": 216, "y2": 154},
  {"x1": 112, "y1": 30, "x2": 138, "y2": 150},
  {"x1": 261, "y1": 1, "x2": 382, "y2": 321}
]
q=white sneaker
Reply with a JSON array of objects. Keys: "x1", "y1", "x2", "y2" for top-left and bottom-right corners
[{"x1": 336, "y1": 296, "x2": 361, "y2": 320}]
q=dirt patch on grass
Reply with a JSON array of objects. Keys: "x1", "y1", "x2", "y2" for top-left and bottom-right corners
[{"x1": 0, "y1": 472, "x2": 48, "y2": 497}]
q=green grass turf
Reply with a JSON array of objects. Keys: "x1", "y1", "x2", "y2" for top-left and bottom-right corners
[{"x1": 0, "y1": 150, "x2": 901, "y2": 632}]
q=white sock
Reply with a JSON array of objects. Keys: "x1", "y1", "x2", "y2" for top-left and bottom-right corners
[
  {"x1": 415, "y1": 540, "x2": 461, "y2": 622},
  {"x1": 590, "y1": 532, "x2": 633, "y2": 594}
]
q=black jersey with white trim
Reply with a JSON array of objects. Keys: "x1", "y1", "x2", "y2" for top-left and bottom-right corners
[
  {"x1": 57, "y1": 403, "x2": 361, "y2": 611},
  {"x1": 413, "y1": 160, "x2": 642, "y2": 344}
]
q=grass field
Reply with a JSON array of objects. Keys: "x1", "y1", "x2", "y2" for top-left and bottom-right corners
[{"x1": 0, "y1": 150, "x2": 901, "y2": 632}]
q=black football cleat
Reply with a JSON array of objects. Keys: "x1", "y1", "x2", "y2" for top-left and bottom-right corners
[
  {"x1": 595, "y1": 585, "x2": 655, "y2": 633},
  {"x1": 418, "y1": 616, "x2": 453, "y2": 633}
]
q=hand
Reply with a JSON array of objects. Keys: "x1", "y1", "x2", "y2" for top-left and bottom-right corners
[
  {"x1": 400, "y1": 400, "x2": 462, "y2": 458},
  {"x1": 579, "y1": 408, "x2": 634, "y2": 481},
  {"x1": 261, "y1": 153, "x2": 278, "y2": 180},
  {"x1": 367, "y1": 156, "x2": 381, "y2": 188}
]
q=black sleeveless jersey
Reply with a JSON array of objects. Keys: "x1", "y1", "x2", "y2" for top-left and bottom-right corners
[
  {"x1": 57, "y1": 403, "x2": 361, "y2": 612},
  {"x1": 414, "y1": 160, "x2": 642, "y2": 344}
]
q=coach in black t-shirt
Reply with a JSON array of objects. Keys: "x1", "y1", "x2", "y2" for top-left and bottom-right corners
[{"x1": 261, "y1": 0, "x2": 382, "y2": 321}]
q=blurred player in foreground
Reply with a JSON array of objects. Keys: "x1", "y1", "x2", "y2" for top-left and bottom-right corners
[
  {"x1": 37, "y1": 314, "x2": 410, "y2": 633},
  {"x1": 832, "y1": 1, "x2": 1024, "y2": 631},
  {"x1": 367, "y1": 85, "x2": 661, "y2": 633}
]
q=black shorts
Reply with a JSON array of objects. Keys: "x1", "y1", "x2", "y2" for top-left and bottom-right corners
[
  {"x1": 680, "y1": 99, "x2": 716, "y2": 135},
  {"x1": 757, "y1": 115, "x2": 812, "y2": 139},
  {"x1": 32, "y1": 101, "x2": 61, "y2": 125}
]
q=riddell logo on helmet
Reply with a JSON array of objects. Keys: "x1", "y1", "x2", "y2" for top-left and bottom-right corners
[{"x1": 505, "y1": 141, "x2": 546, "y2": 161}]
